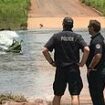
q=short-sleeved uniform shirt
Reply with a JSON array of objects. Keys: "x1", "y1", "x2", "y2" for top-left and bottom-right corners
[
  {"x1": 86, "y1": 34, "x2": 105, "y2": 105},
  {"x1": 86, "y1": 33, "x2": 105, "y2": 71},
  {"x1": 45, "y1": 30, "x2": 87, "y2": 68},
  {"x1": 45, "y1": 30, "x2": 87, "y2": 95}
]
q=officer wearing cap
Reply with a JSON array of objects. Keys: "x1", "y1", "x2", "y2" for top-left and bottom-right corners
[
  {"x1": 42, "y1": 17, "x2": 89, "y2": 105},
  {"x1": 86, "y1": 20, "x2": 105, "y2": 105}
]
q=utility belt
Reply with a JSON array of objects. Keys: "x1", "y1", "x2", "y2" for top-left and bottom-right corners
[{"x1": 57, "y1": 62, "x2": 79, "y2": 69}]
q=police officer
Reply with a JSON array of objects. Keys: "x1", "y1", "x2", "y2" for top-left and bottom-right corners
[
  {"x1": 42, "y1": 17, "x2": 89, "y2": 105},
  {"x1": 86, "y1": 20, "x2": 105, "y2": 105}
]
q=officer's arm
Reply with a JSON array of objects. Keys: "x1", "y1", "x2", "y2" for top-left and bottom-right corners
[
  {"x1": 79, "y1": 46, "x2": 90, "y2": 67},
  {"x1": 89, "y1": 53, "x2": 102, "y2": 69},
  {"x1": 42, "y1": 47, "x2": 55, "y2": 67}
]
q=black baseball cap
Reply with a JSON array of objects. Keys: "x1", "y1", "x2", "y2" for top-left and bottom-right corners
[{"x1": 63, "y1": 17, "x2": 73, "y2": 26}]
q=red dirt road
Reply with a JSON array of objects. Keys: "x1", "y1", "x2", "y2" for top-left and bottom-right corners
[
  {"x1": 28, "y1": 0, "x2": 105, "y2": 29},
  {"x1": 29, "y1": 0, "x2": 100, "y2": 17}
]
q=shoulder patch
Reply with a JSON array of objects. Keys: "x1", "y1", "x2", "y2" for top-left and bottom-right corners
[{"x1": 96, "y1": 44, "x2": 101, "y2": 49}]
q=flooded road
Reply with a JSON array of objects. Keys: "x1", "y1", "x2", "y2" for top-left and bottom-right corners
[{"x1": 0, "y1": 29, "x2": 104, "y2": 103}]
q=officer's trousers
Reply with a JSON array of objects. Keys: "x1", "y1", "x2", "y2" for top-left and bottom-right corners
[{"x1": 87, "y1": 71, "x2": 105, "y2": 105}]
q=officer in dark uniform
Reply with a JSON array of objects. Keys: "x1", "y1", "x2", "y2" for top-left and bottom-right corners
[
  {"x1": 42, "y1": 17, "x2": 90, "y2": 105},
  {"x1": 86, "y1": 20, "x2": 105, "y2": 105}
]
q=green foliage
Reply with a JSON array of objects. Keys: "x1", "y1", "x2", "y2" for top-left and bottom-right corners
[
  {"x1": 0, "y1": 93, "x2": 27, "y2": 104},
  {"x1": 80, "y1": 0, "x2": 105, "y2": 15},
  {"x1": 0, "y1": 0, "x2": 30, "y2": 30}
]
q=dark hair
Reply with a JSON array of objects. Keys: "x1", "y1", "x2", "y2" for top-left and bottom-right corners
[
  {"x1": 89, "y1": 20, "x2": 101, "y2": 32},
  {"x1": 63, "y1": 17, "x2": 73, "y2": 31}
]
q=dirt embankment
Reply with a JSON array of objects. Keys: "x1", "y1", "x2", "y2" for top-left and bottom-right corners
[{"x1": 27, "y1": 0, "x2": 105, "y2": 29}]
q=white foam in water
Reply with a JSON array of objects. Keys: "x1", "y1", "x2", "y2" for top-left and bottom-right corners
[{"x1": 0, "y1": 30, "x2": 20, "y2": 53}]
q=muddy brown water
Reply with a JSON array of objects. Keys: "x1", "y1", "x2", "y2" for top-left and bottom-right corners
[{"x1": 0, "y1": 29, "x2": 104, "y2": 104}]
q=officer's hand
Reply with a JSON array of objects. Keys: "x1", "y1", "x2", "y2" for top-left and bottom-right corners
[
  {"x1": 77, "y1": 63, "x2": 84, "y2": 67},
  {"x1": 50, "y1": 61, "x2": 56, "y2": 67},
  {"x1": 87, "y1": 68, "x2": 91, "y2": 75},
  {"x1": 87, "y1": 68, "x2": 96, "y2": 75}
]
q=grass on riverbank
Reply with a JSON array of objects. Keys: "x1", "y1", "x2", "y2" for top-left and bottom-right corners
[
  {"x1": 0, "y1": 93, "x2": 27, "y2": 104},
  {"x1": 80, "y1": 0, "x2": 105, "y2": 15},
  {"x1": 0, "y1": 0, "x2": 30, "y2": 30}
]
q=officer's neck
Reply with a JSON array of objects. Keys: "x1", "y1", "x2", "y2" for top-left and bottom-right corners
[
  {"x1": 91, "y1": 32, "x2": 100, "y2": 38},
  {"x1": 63, "y1": 28, "x2": 72, "y2": 31}
]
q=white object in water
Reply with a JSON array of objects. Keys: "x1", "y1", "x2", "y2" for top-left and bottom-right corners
[{"x1": 0, "y1": 30, "x2": 19, "y2": 50}]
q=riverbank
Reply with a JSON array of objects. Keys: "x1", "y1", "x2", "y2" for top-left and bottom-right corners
[
  {"x1": 1, "y1": 94, "x2": 92, "y2": 105},
  {"x1": 28, "y1": 17, "x2": 105, "y2": 30},
  {"x1": 0, "y1": 0, "x2": 105, "y2": 30}
]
